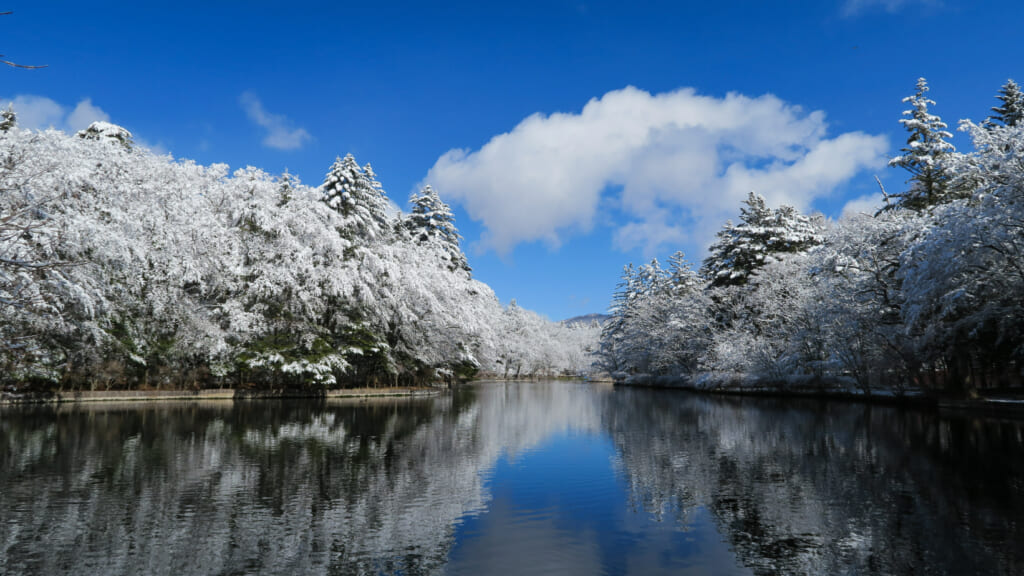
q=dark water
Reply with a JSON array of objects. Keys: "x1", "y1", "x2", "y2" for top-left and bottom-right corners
[{"x1": 2, "y1": 382, "x2": 1023, "y2": 575}]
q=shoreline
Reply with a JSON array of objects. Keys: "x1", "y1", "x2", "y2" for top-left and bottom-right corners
[
  {"x1": 7, "y1": 380, "x2": 1021, "y2": 418},
  {"x1": 0, "y1": 386, "x2": 443, "y2": 406},
  {"x1": 612, "y1": 381, "x2": 1024, "y2": 418}
]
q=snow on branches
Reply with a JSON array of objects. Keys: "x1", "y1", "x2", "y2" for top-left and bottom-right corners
[
  {"x1": 599, "y1": 78, "x2": 1024, "y2": 395},
  {"x1": 884, "y1": 77, "x2": 958, "y2": 212},
  {"x1": 701, "y1": 192, "x2": 822, "y2": 288},
  {"x1": 0, "y1": 125, "x2": 596, "y2": 388},
  {"x1": 404, "y1": 185, "x2": 470, "y2": 273},
  {"x1": 321, "y1": 154, "x2": 392, "y2": 243}
]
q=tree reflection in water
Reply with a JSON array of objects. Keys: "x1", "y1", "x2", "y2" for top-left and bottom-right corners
[
  {"x1": 1, "y1": 382, "x2": 1021, "y2": 575},
  {"x1": 607, "y1": 388, "x2": 1024, "y2": 576}
]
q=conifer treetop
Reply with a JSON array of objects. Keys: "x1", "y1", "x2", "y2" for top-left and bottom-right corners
[
  {"x1": 405, "y1": 185, "x2": 470, "y2": 272},
  {"x1": 321, "y1": 153, "x2": 393, "y2": 242},
  {"x1": 989, "y1": 79, "x2": 1024, "y2": 128},
  {"x1": 884, "y1": 77, "x2": 956, "y2": 212},
  {"x1": 701, "y1": 191, "x2": 822, "y2": 287}
]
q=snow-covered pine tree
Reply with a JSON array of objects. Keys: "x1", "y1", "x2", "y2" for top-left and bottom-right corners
[
  {"x1": 988, "y1": 79, "x2": 1024, "y2": 128},
  {"x1": 597, "y1": 263, "x2": 639, "y2": 376},
  {"x1": 404, "y1": 185, "x2": 470, "y2": 272},
  {"x1": 277, "y1": 169, "x2": 295, "y2": 206},
  {"x1": 667, "y1": 251, "x2": 701, "y2": 293},
  {"x1": 700, "y1": 192, "x2": 822, "y2": 287},
  {"x1": 702, "y1": 194, "x2": 769, "y2": 287},
  {"x1": 597, "y1": 259, "x2": 655, "y2": 377},
  {"x1": 883, "y1": 77, "x2": 956, "y2": 211},
  {"x1": 0, "y1": 104, "x2": 15, "y2": 132},
  {"x1": 656, "y1": 251, "x2": 712, "y2": 375},
  {"x1": 320, "y1": 154, "x2": 392, "y2": 242},
  {"x1": 770, "y1": 205, "x2": 823, "y2": 251}
]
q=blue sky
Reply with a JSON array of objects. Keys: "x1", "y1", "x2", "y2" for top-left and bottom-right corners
[{"x1": 3, "y1": 1, "x2": 1021, "y2": 320}]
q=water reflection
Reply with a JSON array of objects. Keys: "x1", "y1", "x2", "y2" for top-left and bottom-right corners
[
  {"x1": 0, "y1": 384, "x2": 608, "y2": 575},
  {"x1": 1, "y1": 383, "x2": 1022, "y2": 575},
  {"x1": 607, "y1": 389, "x2": 1024, "y2": 575},
  {"x1": 2, "y1": 399, "x2": 450, "y2": 574}
]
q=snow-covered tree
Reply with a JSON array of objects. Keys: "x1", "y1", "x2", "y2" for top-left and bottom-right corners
[
  {"x1": 277, "y1": 169, "x2": 295, "y2": 206},
  {"x1": 0, "y1": 142, "x2": 77, "y2": 371},
  {"x1": 404, "y1": 185, "x2": 470, "y2": 272},
  {"x1": 988, "y1": 79, "x2": 1024, "y2": 128},
  {"x1": 598, "y1": 255, "x2": 712, "y2": 382},
  {"x1": 813, "y1": 212, "x2": 918, "y2": 393},
  {"x1": 701, "y1": 192, "x2": 822, "y2": 287},
  {"x1": 597, "y1": 264, "x2": 637, "y2": 376},
  {"x1": 598, "y1": 261, "x2": 660, "y2": 378},
  {"x1": 649, "y1": 253, "x2": 713, "y2": 378},
  {"x1": 76, "y1": 121, "x2": 134, "y2": 150},
  {"x1": 0, "y1": 104, "x2": 15, "y2": 132},
  {"x1": 320, "y1": 154, "x2": 392, "y2": 243},
  {"x1": 0, "y1": 123, "x2": 598, "y2": 390},
  {"x1": 224, "y1": 166, "x2": 353, "y2": 387},
  {"x1": 600, "y1": 81, "x2": 1024, "y2": 395},
  {"x1": 884, "y1": 77, "x2": 956, "y2": 211},
  {"x1": 899, "y1": 121, "x2": 1024, "y2": 390},
  {"x1": 706, "y1": 256, "x2": 811, "y2": 383}
]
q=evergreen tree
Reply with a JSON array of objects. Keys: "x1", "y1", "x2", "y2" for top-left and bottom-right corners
[
  {"x1": 321, "y1": 154, "x2": 392, "y2": 242},
  {"x1": 700, "y1": 192, "x2": 822, "y2": 287},
  {"x1": 667, "y1": 251, "x2": 700, "y2": 293},
  {"x1": 988, "y1": 79, "x2": 1024, "y2": 128},
  {"x1": 404, "y1": 185, "x2": 470, "y2": 272},
  {"x1": 883, "y1": 77, "x2": 955, "y2": 211},
  {"x1": 597, "y1": 264, "x2": 638, "y2": 375},
  {"x1": 597, "y1": 255, "x2": 711, "y2": 379},
  {"x1": 0, "y1": 104, "x2": 15, "y2": 132},
  {"x1": 277, "y1": 169, "x2": 295, "y2": 206},
  {"x1": 770, "y1": 205, "x2": 822, "y2": 249}
]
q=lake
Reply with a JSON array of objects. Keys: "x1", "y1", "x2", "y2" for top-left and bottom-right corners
[{"x1": 2, "y1": 381, "x2": 1022, "y2": 575}]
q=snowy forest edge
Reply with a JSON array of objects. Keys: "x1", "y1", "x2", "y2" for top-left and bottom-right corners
[
  {"x1": 597, "y1": 78, "x2": 1024, "y2": 399},
  {"x1": 0, "y1": 114, "x2": 600, "y2": 391}
]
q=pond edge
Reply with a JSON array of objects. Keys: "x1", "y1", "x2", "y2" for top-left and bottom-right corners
[{"x1": 0, "y1": 387, "x2": 444, "y2": 405}]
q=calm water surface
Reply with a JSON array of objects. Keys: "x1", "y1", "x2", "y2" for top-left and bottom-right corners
[{"x1": 2, "y1": 381, "x2": 1022, "y2": 575}]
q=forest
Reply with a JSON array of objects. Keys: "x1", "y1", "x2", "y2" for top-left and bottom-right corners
[
  {"x1": 5, "y1": 76, "x2": 1023, "y2": 397},
  {"x1": 599, "y1": 78, "x2": 1024, "y2": 396},
  {"x1": 0, "y1": 113, "x2": 598, "y2": 390}
]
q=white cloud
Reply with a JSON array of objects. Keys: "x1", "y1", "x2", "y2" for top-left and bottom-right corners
[
  {"x1": 66, "y1": 98, "x2": 110, "y2": 132},
  {"x1": 0, "y1": 95, "x2": 112, "y2": 134},
  {"x1": 841, "y1": 0, "x2": 938, "y2": 17},
  {"x1": 1, "y1": 95, "x2": 67, "y2": 130},
  {"x1": 240, "y1": 92, "x2": 311, "y2": 150},
  {"x1": 424, "y1": 86, "x2": 888, "y2": 255},
  {"x1": 1, "y1": 94, "x2": 163, "y2": 155}
]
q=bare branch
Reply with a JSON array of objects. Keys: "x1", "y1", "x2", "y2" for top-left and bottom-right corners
[
  {"x1": 1, "y1": 11, "x2": 47, "y2": 69},
  {"x1": 1, "y1": 58, "x2": 47, "y2": 69}
]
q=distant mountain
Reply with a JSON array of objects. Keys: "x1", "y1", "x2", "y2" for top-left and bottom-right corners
[{"x1": 561, "y1": 313, "x2": 610, "y2": 327}]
